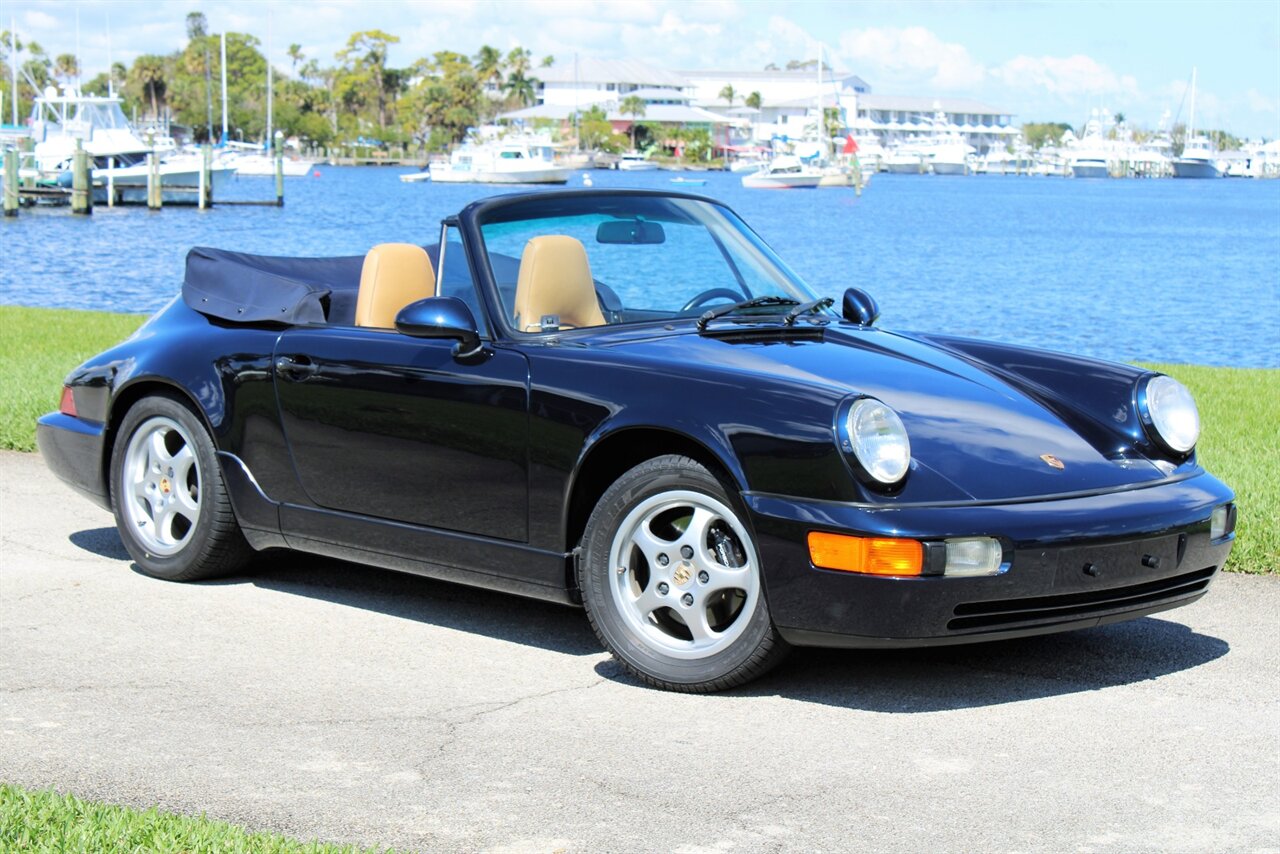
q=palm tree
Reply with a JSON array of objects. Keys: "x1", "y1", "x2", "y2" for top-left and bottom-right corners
[
  {"x1": 129, "y1": 55, "x2": 167, "y2": 120},
  {"x1": 474, "y1": 45, "x2": 503, "y2": 89},
  {"x1": 745, "y1": 91, "x2": 763, "y2": 111},
  {"x1": 54, "y1": 53, "x2": 78, "y2": 87},
  {"x1": 620, "y1": 95, "x2": 646, "y2": 150},
  {"x1": 718, "y1": 84, "x2": 736, "y2": 106},
  {"x1": 288, "y1": 44, "x2": 304, "y2": 73},
  {"x1": 540, "y1": 55, "x2": 554, "y2": 68}
]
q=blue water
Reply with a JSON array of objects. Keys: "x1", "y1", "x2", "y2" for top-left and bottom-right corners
[{"x1": 2, "y1": 168, "x2": 1277, "y2": 367}]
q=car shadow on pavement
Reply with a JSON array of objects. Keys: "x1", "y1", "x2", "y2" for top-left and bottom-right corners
[
  {"x1": 725, "y1": 617, "x2": 1230, "y2": 711},
  {"x1": 69, "y1": 527, "x2": 133, "y2": 561},
  {"x1": 69, "y1": 527, "x2": 1230, "y2": 701},
  {"x1": 215, "y1": 550, "x2": 603, "y2": 657}
]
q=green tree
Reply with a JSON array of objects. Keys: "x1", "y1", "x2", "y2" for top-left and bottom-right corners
[
  {"x1": 129, "y1": 54, "x2": 167, "y2": 119},
  {"x1": 718, "y1": 84, "x2": 735, "y2": 106},
  {"x1": 620, "y1": 95, "x2": 646, "y2": 150},
  {"x1": 540, "y1": 55, "x2": 554, "y2": 68},
  {"x1": 576, "y1": 104, "x2": 621, "y2": 152},
  {"x1": 403, "y1": 50, "x2": 482, "y2": 148},
  {"x1": 337, "y1": 29, "x2": 401, "y2": 130},
  {"x1": 502, "y1": 47, "x2": 537, "y2": 107},
  {"x1": 745, "y1": 91, "x2": 763, "y2": 111},
  {"x1": 1022, "y1": 121, "x2": 1072, "y2": 150},
  {"x1": 54, "y1": 53, "x2": 78, "y2": 87},
  {"x1": 287, "y1": 43, "x2": 304, "y2": 73}
]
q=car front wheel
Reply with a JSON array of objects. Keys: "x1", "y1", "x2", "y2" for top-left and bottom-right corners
[
  {"x1": 109, "y1": 395, "x2": 252, "y2": 581},
  {"x1": 579, "y1": 455, "x2": 788, "y2": 692}
]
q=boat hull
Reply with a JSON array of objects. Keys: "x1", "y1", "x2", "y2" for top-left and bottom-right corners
[
  {"x1": 1171, "y1": 159, "x2": 1222, "y2": 179},
  {"x1": 430, "y1": 166, "x2": 570, "y2": 184},
  {"x1": 883, "y1": 159, "x2": 928, "y2": 174},
  {"x1": 618, "y1": 161, "x2": 659, "y2": 171},
  {"x1": 741, "y1": 173, "x2": 822, "y2": 189},
  {"x1": 931, "y1": 161, "x2": 968, "y2": 176},
  {"x1": 90, "y1": 165, "x2": 236, "y2": 204},
  {"x1": 1071, "y1": 163, "x2": 1110, "y2": 179}
]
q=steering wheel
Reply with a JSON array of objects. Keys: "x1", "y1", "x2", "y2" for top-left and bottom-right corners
[{"x1": 681, "y1": 288, "x2": 746, "y2": 313}]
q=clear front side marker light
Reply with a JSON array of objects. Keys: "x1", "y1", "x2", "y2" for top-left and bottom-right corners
[{"x1": 942, "y1": 537, "x2": 1004, "y2": 577}]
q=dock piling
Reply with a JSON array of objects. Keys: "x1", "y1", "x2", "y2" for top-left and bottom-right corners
[
  {"x1": 71, "y1": 141, "x2": 92, "y2": 215},
  {"x1": 274, "y1": 132, "x2": 284, "y2": 207},
  {"x1": 146, "y1": 153, "x2": 161, "y2": 210},
  {"x1": 3, "y1": 148, "x2": 18, "y2": 217}
]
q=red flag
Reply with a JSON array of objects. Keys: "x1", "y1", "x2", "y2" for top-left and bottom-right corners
[{"x1": 842, "y1": 134, "x2": 858, "y2": 155}]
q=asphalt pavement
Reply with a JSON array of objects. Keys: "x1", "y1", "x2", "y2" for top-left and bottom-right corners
[{"x1": 1, "y1": 449, "x2": 1277, "y2": 853}]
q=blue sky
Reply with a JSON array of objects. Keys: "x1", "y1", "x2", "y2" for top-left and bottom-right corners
[{"x1": 6, "y1": 0, "x2": 1279, "y2": 138}]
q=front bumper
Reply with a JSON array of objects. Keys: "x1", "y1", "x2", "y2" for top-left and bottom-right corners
[
  {"x1": 36, "y1": 412, "x2": 111, "y2": 510},
  {"x1": 747, "y1": 473, "x2": 1235, "y2": 648}
]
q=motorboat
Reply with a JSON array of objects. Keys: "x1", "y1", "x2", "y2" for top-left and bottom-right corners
[
  {"x1": 220, "y1": 142, "x2": 317, "y2": 177},
  {"x1": 430, "y1": 139, "x2": 571, "y2": 184},
  {"x1": 27, "y1": 87, "x2": 235, "y2": 204},
  {"x1": 930, "y1": 135, "x2": 976, "y2": 176},
  {"x1": 1172, "y1": 69, "x2": 1223, "y2": 179},
  {"x1": 1067, "y1": 116, "x2": 1113, "y2": 179},
  {"x1": 617, "y1": 152, "x2": 659, "y2": 171},
  {"x1": 740, "y1": 155, "x2": 822, "y2": 189}
]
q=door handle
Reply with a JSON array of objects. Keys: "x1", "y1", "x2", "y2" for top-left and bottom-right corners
[{"x1": 275, "y1": 355, "x2": 318, "y2": 380}]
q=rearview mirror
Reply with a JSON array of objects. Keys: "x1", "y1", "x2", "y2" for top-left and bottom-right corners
[
  {"x1": 842, "y1": 287, "x2": 880, "y2": 326},
  {"x1": 395, "y1": 297, "x2": 483, "y2": 358},
  {"x1": 596, "y1": 219, "x2": 666, "y2": 245}
]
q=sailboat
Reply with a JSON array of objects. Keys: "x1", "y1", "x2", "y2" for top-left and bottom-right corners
[{"x1": 1171, "y1": 68, "x2": 1223, "y2": 179}]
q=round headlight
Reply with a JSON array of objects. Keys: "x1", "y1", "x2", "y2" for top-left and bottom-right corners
[
  {"x1": 1143, "y1": 375, "x2": 1200, "y2": 454},
  {"x1": 846, "y1": 398, "x2": 911, "y2": 485}
]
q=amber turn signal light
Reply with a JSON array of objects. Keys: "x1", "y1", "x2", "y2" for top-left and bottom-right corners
[
  {"x1": 59, "y1": 386, "x2": 77, "y2": 417},
  {"x1": 807, "y1": 532, "x2": 923, "y2": 576}
]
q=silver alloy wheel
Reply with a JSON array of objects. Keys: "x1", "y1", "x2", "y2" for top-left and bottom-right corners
[
  {"x1": 121, "y1": 415, "x2": 201, "y2": 556},
  {"x1": 608, "y1": 489, "x2": 761, "y2": 660}
]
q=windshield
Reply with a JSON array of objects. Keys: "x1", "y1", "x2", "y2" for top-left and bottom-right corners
[{"x1": 476, "y1": 194, "x2": 821, "y2": 332}]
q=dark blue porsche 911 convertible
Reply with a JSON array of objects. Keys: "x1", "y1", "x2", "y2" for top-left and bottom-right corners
[{"x1": 37, "y1": 189, "x2": 1237, "y2": 692}]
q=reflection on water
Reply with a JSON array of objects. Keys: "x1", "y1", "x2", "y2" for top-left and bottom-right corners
[{"x1": 1, "y1": 167, "x2": 1276, "y2": 367}]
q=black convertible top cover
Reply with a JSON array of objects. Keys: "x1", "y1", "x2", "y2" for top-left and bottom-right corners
[{"x1": 183, "y1": 247, "x2": 364, "y2": 324}]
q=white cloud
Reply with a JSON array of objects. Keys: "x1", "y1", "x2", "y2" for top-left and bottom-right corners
[
  {"x1": 837, "y1": 26, "x2": 985, "y2": 90},
  {"x1": 22, "y1": 9, "x2": 58, "y2": 30},
  {"x1": 993, "y1": 54, "x2": 1139, "y2": 100},
  {"x1": 1246, "y1": 88, "x2": 1277, "y2": 114}
]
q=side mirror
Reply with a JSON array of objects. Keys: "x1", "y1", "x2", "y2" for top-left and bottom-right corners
[
  {"x1": 842, "y1": 287, "x2": 880, "y2": 327},
  {"x1": 395, "y1": 297, "x2": 483, "y2": 357}
]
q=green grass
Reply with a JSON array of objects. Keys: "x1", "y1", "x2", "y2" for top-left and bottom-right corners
[
  {"x1": 1138, "y1": 363, "x2": 1279, "y2": 575},
  {"x1": 0, "y1": 306, "x2": 146, "y2": 451},
  {"x1": 0, "y1": 783, "x2": 394, "y2": 853},
  {"x1": 0, "y1": 306, "x2": 1274, "y2": 573}
]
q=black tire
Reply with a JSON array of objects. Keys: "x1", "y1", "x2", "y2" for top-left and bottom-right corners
[
  {"x1": 109, "y1": 394, "x2": 253, "y2": 581},
  {"x1": 579, "y1": 454, "x2": 789, "y2": 692}
]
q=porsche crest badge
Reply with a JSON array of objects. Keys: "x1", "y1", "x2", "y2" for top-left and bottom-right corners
[{"x1": 1040, "y1": 453, "x2": 1065, "y2": 470}]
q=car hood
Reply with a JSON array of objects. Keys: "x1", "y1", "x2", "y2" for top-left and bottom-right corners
[{"x1": 597, "y1": 323, "x2": 1171, "y2": 502}]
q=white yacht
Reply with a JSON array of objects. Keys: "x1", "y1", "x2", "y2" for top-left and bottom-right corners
[
  {"x1": 882, "y1": 139, "x2": 934, "y2": 174},
  {"x1": 617, "y1": 152, "x2": 659, "y2": 171},
  {"x1": 1068, "y1": 117, "x2": 1113, "y2": 179},
  {"x1": 430, "y1": 139, "x2": 571, "y2": 184},
  {"x1": 1172, "y1": 69, "x2": 1223, "y2": 179},
  {"x1": 27, "y1": 86, "x2": 234, "y2": 203},
  {"x1": 220, "y1": 142, "x2": 317, "y2": 177},
  {"x1": 930, "y1": 133, "x2": 976, "y2": 176},
  {"x1": 740, "y1": 155, "x2": 822, "y2": 189}
]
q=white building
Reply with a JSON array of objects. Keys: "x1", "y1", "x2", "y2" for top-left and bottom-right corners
[{"x1": 852, "y1": 95, "x2": 1017, "y2": 153}]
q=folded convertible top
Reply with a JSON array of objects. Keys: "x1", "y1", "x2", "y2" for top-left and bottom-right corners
[{"x1": 183, "y1": 247, "x2": 365, "y2": 324}]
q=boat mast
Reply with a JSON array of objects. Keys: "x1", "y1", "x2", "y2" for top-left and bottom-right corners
[
  {"x1": 1188, "y1": 66, "x2": 1197, "y2": 141},
  {"x1": 220, "y1": 32, "x2": 228, "y2": 143},
  {"x1": 9, "y1": 20, "x2": 16, "y2": 126},
  {"x1": 106, "y1": 8, "x2": 114, "y2": 97},
  {"x1": 263, "y1": 10, "x2": 271, "y2": 143}
]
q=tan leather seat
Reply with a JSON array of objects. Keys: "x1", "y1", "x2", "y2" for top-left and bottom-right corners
[
  {"x1": 512, "y1": 236, "x2": 606, "y2": 332},
  {"x1": 354, "y1": 243, "x2": 436, "y2": 328}
]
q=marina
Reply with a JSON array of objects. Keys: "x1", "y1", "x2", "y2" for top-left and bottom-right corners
[{"x1": 1, "y1": 166, "x2": 1276, "y2": 368}]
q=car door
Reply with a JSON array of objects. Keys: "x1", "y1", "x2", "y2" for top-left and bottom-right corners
[{"x1": 272, "y1": 327, "x2": 530, "y2": 542}]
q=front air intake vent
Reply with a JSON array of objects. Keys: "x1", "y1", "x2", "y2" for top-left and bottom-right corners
[{"x1": 948, "y1": 566, "x2": 1216, "y2": 632}]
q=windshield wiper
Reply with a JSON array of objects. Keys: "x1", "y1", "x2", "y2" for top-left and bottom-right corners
[
  {"x1": 696, "y1": 295, "x2": 799, "y2": 331},
  {"x1": 783, "y1": 297, "x2": 834, "y2": 325}
]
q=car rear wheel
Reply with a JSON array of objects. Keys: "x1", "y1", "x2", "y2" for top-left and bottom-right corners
[
  {"x1": 579, "y1": 455, "x2": 788, "y2": 692},
  {"x1": 109, "y1": 395, "x2": 252, "y2": 581}
]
